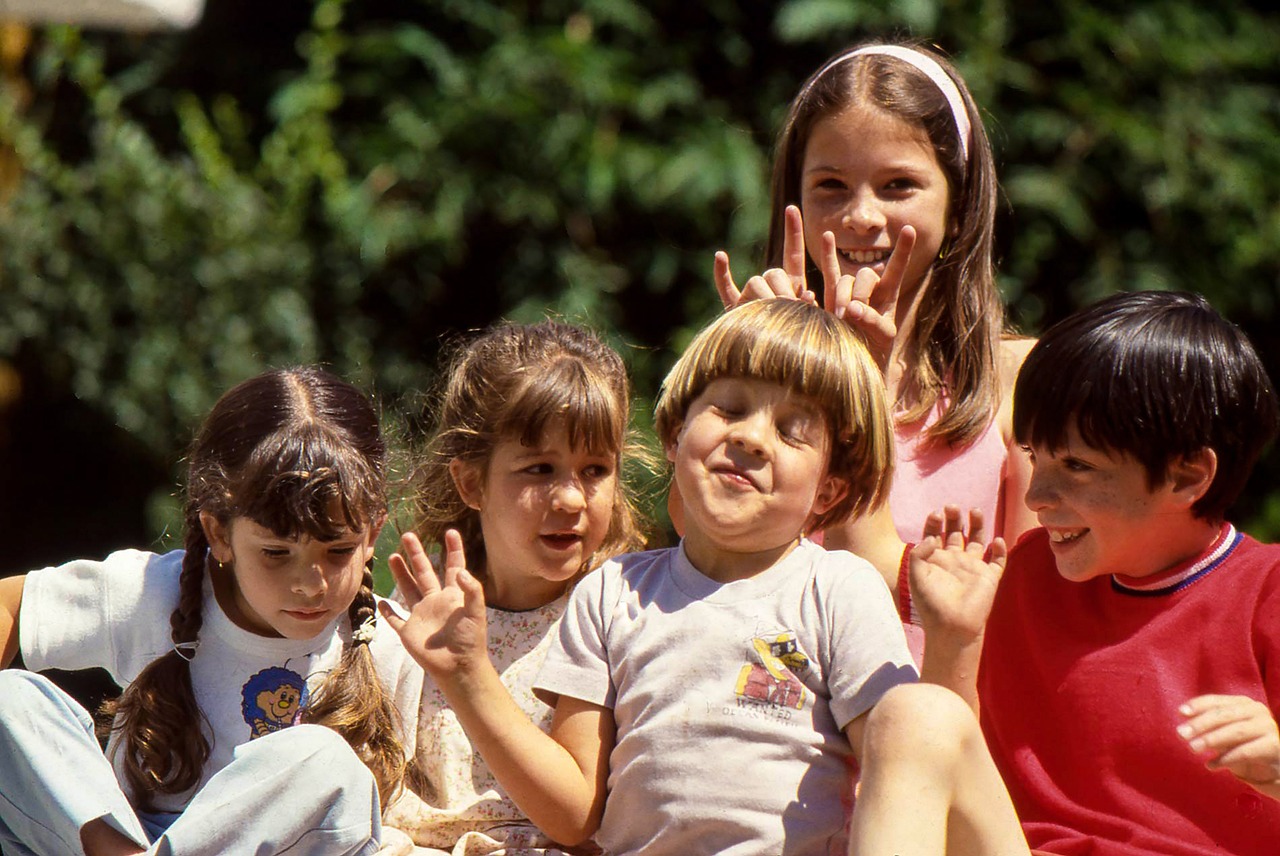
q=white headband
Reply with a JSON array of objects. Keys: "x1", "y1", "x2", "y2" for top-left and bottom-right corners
[{"x1": 805, "y1": 45, "x2": 972, "y2": 163}]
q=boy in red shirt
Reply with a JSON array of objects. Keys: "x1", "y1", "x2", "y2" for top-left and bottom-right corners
[{"x1": 849, "y1": 290, "x2": 1280, "y2": 855}]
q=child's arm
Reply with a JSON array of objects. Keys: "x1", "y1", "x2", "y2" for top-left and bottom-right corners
[
  {"x1": 909, "y1": 507, "x2": 1007, "y2": 713},
  {"x1": 1178, "y1": 694, "x2": 1280, "y2": 801},
  {"x1": 1, "y1": 574, "x2": 24, "y2": 667},
  {"x1": 378, "y1": 531, "x2": 612, "y2": 845},
  {"x1": 822, "y1": 502, "x2": 907, "y2": 594}
]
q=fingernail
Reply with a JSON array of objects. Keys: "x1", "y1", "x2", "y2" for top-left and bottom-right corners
[{"x1": 1176, "y1": 723, "x2": 1192, "y2": 738}]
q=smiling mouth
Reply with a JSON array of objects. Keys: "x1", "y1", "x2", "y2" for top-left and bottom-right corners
[
  {"x1": 285, "y1": 608, "x2": 329, "y2": 620},
  {"x1": 1047, "y1": 528, "x2": 1087, "y2": 545},
  {"x1": 711, "y1": 465, "x2": 760, "y2": 491},
  {"x1": 839, "y1": 248, "x2": 890, "y2": 266}
]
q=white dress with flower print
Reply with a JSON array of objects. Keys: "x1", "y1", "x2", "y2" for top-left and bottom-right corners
[{"x1": 383, "y1": 592, "x2": 598, "y2": 856}]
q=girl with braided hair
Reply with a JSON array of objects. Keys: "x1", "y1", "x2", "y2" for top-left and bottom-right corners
[{"x1": 0, "y1": 366, "x2": 422, "y2": 856}]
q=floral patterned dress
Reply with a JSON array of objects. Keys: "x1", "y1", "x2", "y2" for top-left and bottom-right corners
[{"x1": 383, "y1": 593, "x2": 599, "y2": 856}]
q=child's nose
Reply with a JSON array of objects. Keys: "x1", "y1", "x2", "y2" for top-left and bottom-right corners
[
  {"x1": 1023, "y1": 469, "x2": 1055, "y2": 512},
  {"x1": 292, "y1": 562, "x2": 327, "y2": 597},
  {"x1": 727, "y1": 415, "x2": 770, "y2": 458},
  {"x1": 841, "y1": 190, "x2": 886, "y2": 232},
  {"x1": 550, "y1": 478, "x2": 587, "y2": 513}
]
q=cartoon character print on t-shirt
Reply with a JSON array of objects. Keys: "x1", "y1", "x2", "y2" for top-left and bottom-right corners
[
  {"x1": 241, "y1": 665, "x2": 310, "y2": 738},
  {"x1": 734, "y1": 628, "x2": 810, "y2": 711}
]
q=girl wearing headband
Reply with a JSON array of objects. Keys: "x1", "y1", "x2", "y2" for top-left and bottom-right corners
[{"x1": 713, "y1": 41, "x2": 1036, "y2": 652}]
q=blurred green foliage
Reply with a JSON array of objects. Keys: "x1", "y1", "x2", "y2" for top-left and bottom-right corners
[{"x1": 2, "y1": 0, "x2": 1279, "y2": 571}]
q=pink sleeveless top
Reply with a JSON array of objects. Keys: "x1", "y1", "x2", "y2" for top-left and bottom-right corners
[
  {"x1": 891, "y1": 404, "x2": 1007, "y2": 665},
  {"x1": 889, "y1": 403, "x2": 1008, "y2": 543}
]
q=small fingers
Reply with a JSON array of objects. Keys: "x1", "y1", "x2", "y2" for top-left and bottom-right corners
[
  {"x1": 782, "y1": 204, "x2": 808, "y2": 286},
  {"x1": 441, "y1": 529, "x2": 468, "y2": 589},
  {"x1": 942, "y1": 505, "x2": 966, "y2": 547},
  {"x1": 1179, "y1": 696, "x2": 1271, "y2": 744},
  {"x1": 820, "y1": 231, "x2": 843, "y2": 313},
  {"x1": 389, "y1": 532, "x2": 440, "y2": 603},
  {"x1": 878, "y1": 224, "x2": 916, "y2": 307},
  {"x1": 985, "y1": 537, "x2": 1008, "y2": 570},
  {"x1": 376, "y1": 599, "x2": 407, "y2": 634},
  {"x1": 714, "y1": 251, "x2": 742, "y2": 309}
]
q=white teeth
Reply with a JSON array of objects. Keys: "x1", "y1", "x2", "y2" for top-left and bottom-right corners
[
  {"x1": 841, "y1": 249, "x2": 889, "y2": 265},
  {"x1": 1048, "y1": 529, "x2": 1086, "y2": 544}
]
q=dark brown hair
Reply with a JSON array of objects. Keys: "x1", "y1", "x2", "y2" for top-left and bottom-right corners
[
  {"x1": 1014, "y1": 291, "x2": 1279, "y2": 521},
  {"x1": 104, "y1": 367, "x2": 407, "y2": 810},
  {"x1": 767, "y1": 40, "x2": 1010, "y2": 448}
]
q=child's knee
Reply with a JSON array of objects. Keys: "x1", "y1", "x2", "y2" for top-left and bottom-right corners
[
  {"x1": 0, "y1": 671, "x2": 81, "y2": 724},
  {"x1": 862, "y1": 683, "x2": 981, "y2": 768},
  {"x1": 239, "y1": 723, "x2": 375, "y2": 791}
]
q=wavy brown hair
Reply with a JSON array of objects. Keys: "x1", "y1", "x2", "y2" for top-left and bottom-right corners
[
  {"x1": 413, "y1": 320, "x2": 650, "y2": 577},
  {"x1": 103, "y1": 367, "x2": 408, "y2": 811},
  {"x1": 767, "y1": 40, "x2": 1014, "y2": 449}
]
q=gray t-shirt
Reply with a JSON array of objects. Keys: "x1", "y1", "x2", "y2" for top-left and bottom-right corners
[{"x1": 534, "y1": 539, "x2": 917, "y2": 856}]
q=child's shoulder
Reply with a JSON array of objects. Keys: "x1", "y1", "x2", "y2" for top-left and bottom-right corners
[{"x1": 588, "y1": 545, "x2": 677, "y2": 588}]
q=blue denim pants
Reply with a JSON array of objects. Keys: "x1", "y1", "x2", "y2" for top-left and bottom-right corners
[{"x1": 0, "y1": 670, "x2": 383, "y2": 856}]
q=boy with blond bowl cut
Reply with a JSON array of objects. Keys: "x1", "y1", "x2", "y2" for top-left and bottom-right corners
[
  {"x1": 848, "y1": 290, "x2": 1280, "y2": 856},
  {"x1": 382, "y1": 299, "x2": 919, "y2": 855}
]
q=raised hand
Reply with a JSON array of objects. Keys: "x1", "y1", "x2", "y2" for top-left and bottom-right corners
[
  {"x1": 828, "y1": 225, "x2": 916, "y2": 366},
  {"x1": 909, "y1": 506, "x2": 1007, "y2": 644},
  {"x1": 714, "y1": 205, "x2": 815, "y2": 308},
  {"x1": 1179, "y1": 694, "x2": 1280, "y2": 798},
  {"x1": 379, "y1": 529, "x2": 489, "y2": 677}
]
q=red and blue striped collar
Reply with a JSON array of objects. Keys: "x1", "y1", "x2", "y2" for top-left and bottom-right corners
[{"x1": 1111, "y1": 523, "x2": 1240, "y2": 597}]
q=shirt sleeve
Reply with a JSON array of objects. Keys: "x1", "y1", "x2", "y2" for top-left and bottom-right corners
[
  {"x1": 532, "y1": 560, "x2": 618, "y2": 709},
  {"x1": 819, "y1": 550, "x2": 919, "y2": 729},
  {"x1": 19, "y1": 549, "x2": 180, "y2": 686}
]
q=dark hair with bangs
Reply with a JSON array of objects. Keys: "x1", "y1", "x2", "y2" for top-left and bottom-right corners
[
  {"x1": 767, "y1": 40, "x2": 1009, "y2": 450},
  {"x1": 414, "y1": 320, "x2": 649, "y2": 578},
  {"x1": 655, "y1": 300, "x2": 894, "y2": 531},
  {"x1": 1014, "y1": 291, "x2": 1279, "y2": 521},
  {"x1": 104, "y1": 367, "x2": 407, "y2": 811}
]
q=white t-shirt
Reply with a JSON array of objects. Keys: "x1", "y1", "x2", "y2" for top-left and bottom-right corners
[
  {"x1": 19, "y1": 549, "x2": 422, "y2": 812},
  {"x1": 534, "y1": 539, "x2": 917, "y2": 856}
]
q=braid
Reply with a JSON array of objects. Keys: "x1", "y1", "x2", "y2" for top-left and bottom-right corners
[
  {"x1": 102, "y1": 509, "x2": 211, "y2": 812},
  {"x1": 302, "y1": 561, "x2": 408, "y2": 809}
]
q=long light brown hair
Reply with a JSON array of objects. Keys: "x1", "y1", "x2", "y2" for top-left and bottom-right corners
[
  {"x1": 767, "y1": 40, "x2": 1011, "y2": 449},
  {"x1": 104, "y1": 367, "x2": 407, "y2": 811},
  {"x1": 413, "y1": 320, "x2": 649, "y2": 578}
]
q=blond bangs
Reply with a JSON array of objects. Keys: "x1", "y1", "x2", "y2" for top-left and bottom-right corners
[{"x1": 657, "y1": 301, "x2": 894, "y2": 525}]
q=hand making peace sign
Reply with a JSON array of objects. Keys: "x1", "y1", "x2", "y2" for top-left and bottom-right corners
[{"x1": 713, "y1": 204, "x2": 917, "y2": 367}]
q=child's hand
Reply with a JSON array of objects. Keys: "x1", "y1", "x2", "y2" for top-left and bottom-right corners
[
  {"x1": 1178, "y1": 694, "x2": 1280, "y2": 797},
  {"x1": 909, "y1": 506, "x2": 1007, "y2": 644},
  {"x1": 715, "y1": 205, "x2": 818, "y2": 308},
  {"x1": 829, "y1": 224, "x2": 916, "y2": 367},
  {"x1": 379, "y1": 530, "x2": 489, "y2": 678}
]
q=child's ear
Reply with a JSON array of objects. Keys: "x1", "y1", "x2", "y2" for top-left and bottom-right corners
[
  {"x1": 448, "y1": 458, "x2": 485, "y2": 511},
  {"x1": 200, "y1": 511, "x2": 233, "y2": 564},
  {"x1": 663, "y1": 422, "x2": 684, "y2": 464},
  {"x1": 811, "y1": 474, "x2": 850, "y2": 518},
  {"x1": 365, "y1": 513, "x2": 387, "y2": 553},
  {"x1": 1167, "y1": 447, "x2": 1218, "y2": 508}
]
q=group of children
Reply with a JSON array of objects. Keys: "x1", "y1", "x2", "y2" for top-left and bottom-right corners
[{"x1": 0, "y1": 38, "x2": 1277, "y2": 856}]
